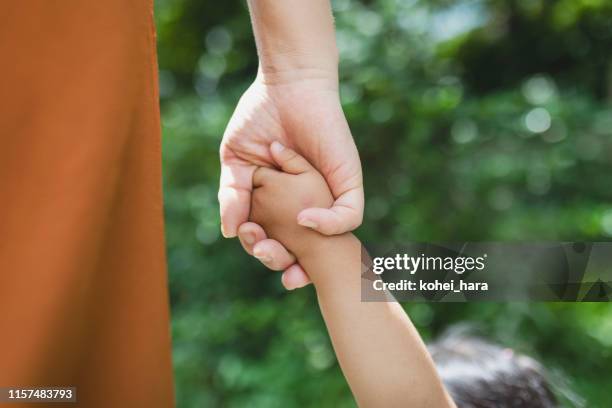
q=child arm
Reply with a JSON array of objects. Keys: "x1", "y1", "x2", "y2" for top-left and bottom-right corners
[
  {"x1": 250, "y1": 144, "x2": 455, "y2": 408},
  {"x1": 300, "y1": 234, "x2": 455, "y2": 408}
]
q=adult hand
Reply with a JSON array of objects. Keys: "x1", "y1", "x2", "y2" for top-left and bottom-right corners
[{"x1": 219, "y1": 72, "x2": 363, "y2": 289}]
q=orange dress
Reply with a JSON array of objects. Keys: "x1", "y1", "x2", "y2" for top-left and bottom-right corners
[{"x1": 0, "y1": 1, "x2": 174, "y2": 407}]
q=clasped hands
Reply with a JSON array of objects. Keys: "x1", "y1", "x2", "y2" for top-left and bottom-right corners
[{"x1": 218, "y1": 74, "x2": 363, "y2": 289}]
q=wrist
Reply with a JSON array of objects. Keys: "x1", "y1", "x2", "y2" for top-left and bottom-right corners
[
  {"x1": 256, "y1": 61, "x2": 339, "y2": 89},
  {"x1": 295, "y1": 233, "x2": 361, "y2": 288},
  {"x1": 291, "y1": 230, "x2": 331, "y2": 262}
]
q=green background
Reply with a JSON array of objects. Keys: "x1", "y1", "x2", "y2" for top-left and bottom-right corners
[{"x1": 155, "y1": 0, "x2": 612, "y2": 406}]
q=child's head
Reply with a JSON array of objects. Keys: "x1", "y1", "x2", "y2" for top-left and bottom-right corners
[{"x1": 429, "y1": 330, "x2": 558, "y2": 408}]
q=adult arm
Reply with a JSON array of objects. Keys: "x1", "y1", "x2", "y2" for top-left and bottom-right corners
[{"x1": 247, "y1": 0, "x2": 339, "y2": 82}]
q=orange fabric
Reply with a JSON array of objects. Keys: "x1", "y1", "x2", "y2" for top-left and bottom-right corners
[{"x1": 0, "y1": 2, "x2": 174, "y2": 407}]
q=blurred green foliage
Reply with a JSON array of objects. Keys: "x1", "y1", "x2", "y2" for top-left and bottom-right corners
[{"x1": 156, "y1": 0, "x2": 612, "y2": 406}]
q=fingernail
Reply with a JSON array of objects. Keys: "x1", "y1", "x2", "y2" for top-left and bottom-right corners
[
  {"x1": 293, "y1": 281, "x2": 308, "y2": 290},
  {"x1": 282, "y1": 275, "x2": 295, "y2": 290},
  {"x1": 298, "y1": 218, "x2": 318, "y2": 229},
  {"x1": 244, "y1": 233, "x2": 255, "y2": 245},
  {"x1": 255, "y1": 254, "x2": 272, "y2": 264},
  {"x1": 221, "y1": 224, "x2": 232, "y2": 238}
]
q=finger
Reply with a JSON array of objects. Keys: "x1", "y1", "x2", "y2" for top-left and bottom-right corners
[
  {"x1": 281, "y1": 264, "x2": 312, "y2": 290},
  {"x1": 252, "y1": 166, "x2": 280, "y2": 188},
  {"x1": 237, "y1": 222, "x2": 268, "y2": 255},
  {"x1": 218, "y1": 161, "x2": 257, "y2": 238},
  {"x1": 297, "y1": 187, "x2": 364, "y2": 235},
  {"x1": 270, "y1": 141, "x2": 314, "y2": 175},
  {"x1": 252, "y1": 239, "x2": 297, "y2": 271}
]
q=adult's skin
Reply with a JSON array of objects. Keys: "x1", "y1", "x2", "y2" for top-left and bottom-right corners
[{"x1": 219, "y1": 0, "x2": 363, "y2": 289}]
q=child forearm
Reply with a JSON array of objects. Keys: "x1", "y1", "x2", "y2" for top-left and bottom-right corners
[{"x1": 298, "y1": 234, "x2": 455, "y2": 408}]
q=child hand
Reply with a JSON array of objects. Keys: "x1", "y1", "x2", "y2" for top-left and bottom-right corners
[{"x1": 249, "y1": 142, "x2": 334, "y2": 261}]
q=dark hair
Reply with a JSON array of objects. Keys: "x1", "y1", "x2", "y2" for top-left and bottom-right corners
[{"x1": 429, "y1": 331, "x2": 558, "y2": 408}]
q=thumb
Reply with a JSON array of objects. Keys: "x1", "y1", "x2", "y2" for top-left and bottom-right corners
[
  {"x1": 297, "y1": 186, "x2": 364, "y2": 235},
  {"x1": 270, "y1": 141, "x2": 314, "y2": 175}
]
